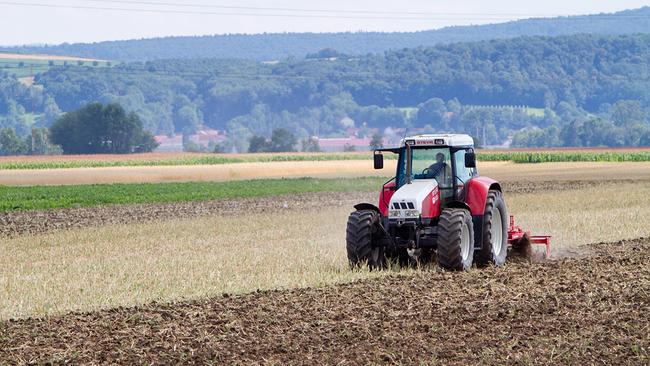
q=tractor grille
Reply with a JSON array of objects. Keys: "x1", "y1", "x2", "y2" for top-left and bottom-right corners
[
  {"x1": 392, "y1": 201, "x2": 416, "y2": 210},
  {"x1": 390, "y1": 200, "x2": 419, "y2": 219}
]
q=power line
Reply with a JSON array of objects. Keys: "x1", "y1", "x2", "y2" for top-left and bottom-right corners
[
  {"x1": 82, "y1": 0, "x2": 566, "y2": 18},
  {"x1": 0, "y1": 1, "x2": 572, "y2": 21},
  {"x1": 2, "y1": 1, "x2": 648, "y2": 21}
]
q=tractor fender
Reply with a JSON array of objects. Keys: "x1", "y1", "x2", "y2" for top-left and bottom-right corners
[
  {"x1": 465, "y1": 177, "x2": 501, "y2": 216},
  {"x1": 465, "y1": 177, "x2": 502, "y2": 250},
  {"x1": 354, "y1": 203, "x2": 382, "y2": 215},
  {"x1": 378, "y1": 180, "x2": 397, "y2": 217}
]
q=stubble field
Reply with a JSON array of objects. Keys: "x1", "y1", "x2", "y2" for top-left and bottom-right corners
[
  {"x1": 3, "y1": 160, "x2": 650, "y2": 186},
  {"x1": 0, "y1": 159, "x2": 649, "y2": 364}
]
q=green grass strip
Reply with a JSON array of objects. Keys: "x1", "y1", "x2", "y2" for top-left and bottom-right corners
[{"x1": 0, "y1": 177, "x2": 387, "y2": 213}]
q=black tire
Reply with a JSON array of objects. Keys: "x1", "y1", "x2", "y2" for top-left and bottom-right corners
[
  {"x1": 436, "y1": 208, "x2": 474, "y2": 271},
  {"x1": 476, "y1": 190, "x2": 509, "y2": 267},
  {"x1": 346, "y1": 210, "x2": 386, "y2": 270}
]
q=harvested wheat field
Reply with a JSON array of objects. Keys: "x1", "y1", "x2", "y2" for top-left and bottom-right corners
[
  {"x1": 1, "y1": 238, "x2": 648, "y2": 365},
  {"x1": 0, "y1": 160, "x2": 387, "y2": 186},
  {"x1": 2, "y1": 160, "x2": 650, "y2": 186}
]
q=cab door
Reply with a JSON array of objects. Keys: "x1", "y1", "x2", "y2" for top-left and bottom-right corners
[{"x1": 453, "y1": 149, "x2": 477, "y2": 200}]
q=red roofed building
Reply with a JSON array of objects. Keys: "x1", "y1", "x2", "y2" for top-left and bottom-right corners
[
  {"x1": 154, "y1": 129, "x2": 227, "y2": 152},
  {"x1": 154, "y1": 134, "x2": 183, "y2": 152},
  {"x1": 317, "y1": 137, "x2": 373, "y2": 152}
]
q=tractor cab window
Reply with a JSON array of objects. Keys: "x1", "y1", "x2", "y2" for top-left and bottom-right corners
[
  {"x1": 397, "y1": 147, "x2": 453, "y2": 189},
  {"x1": 453, "y1": 149, "x2": 476, "y2": 186}
]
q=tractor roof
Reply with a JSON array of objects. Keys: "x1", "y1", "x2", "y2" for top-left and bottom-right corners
[{"x1": 399, "y1": 134, "x2": 474, "y2": 148}]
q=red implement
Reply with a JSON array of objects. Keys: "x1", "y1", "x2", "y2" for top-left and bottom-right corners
[{"x1": 507, "y1": 215, "x2": 551, "y2": 258}]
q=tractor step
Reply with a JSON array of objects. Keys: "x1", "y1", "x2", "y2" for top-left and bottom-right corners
[{"x1": 507, "y1": 215, "x2": 551, "y2": 258}]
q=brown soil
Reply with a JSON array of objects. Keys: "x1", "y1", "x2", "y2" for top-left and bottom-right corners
[
  {"x1": 0, "y1": 179, "x2": 631, "y2": 239},
  {"x1": 1, "y1": 238, "x2": 647, "y2": 365}
]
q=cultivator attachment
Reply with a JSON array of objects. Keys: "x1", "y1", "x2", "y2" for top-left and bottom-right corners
[{"x1": 507, "y1": 215, "x2": 551, "y2": 258}]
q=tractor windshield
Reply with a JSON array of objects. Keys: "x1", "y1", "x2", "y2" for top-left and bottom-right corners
[{"x1": 396, "y1": 147, "x2": 453, "y2": 189}]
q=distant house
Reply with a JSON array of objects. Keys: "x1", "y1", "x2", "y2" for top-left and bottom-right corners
[
  {"x1": 154, "y1": 135, "x2": 183, "y2": 152},
  {"x1": 193, "y1": 129, "x2": 226, "y2": 146},
  {"x1": 154, "y1": 129, "x2": 227, "y2": 152},
  {"x1": 317, "y1": 137, "x2": 373, "y2": 152}
]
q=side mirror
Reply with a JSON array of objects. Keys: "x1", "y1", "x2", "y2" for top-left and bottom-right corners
[
  {"x1": 374, "y1": 153, "x2": 384, "y2": 170},
  {"x1": 465, "y1": 152, "x2": 476, "y2": 168}
]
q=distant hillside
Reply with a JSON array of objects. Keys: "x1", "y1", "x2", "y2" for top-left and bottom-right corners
[
  {"x1": 15, "y1": 33, "x2": 648, "y2": 146},
  {"x1": 3, "y1": 33, "x2": 650, "y2": 149},
  {"x1": 3, "y1": 7, "x2": 650, "y2": 61},
  {"x1": 0, "y1": 52, "x2": 112, "y2": 79}
]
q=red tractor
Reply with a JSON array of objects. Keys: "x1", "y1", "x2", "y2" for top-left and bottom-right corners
[{"x1": 346, "y1": 134, "x2": 550, "y2": 271}]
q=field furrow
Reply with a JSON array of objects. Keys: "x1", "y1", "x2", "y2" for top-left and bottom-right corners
[{"x1": 1, "y1": 239, "x2": 647, "y2": 365}]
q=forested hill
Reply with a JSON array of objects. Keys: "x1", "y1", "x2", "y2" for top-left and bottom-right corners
[
  {"x1": 4, "y1": 7, "x2": 650, "y2": 61},
  {"x1": 0, "y1": 33, "x2": 645, "y2": 150}
]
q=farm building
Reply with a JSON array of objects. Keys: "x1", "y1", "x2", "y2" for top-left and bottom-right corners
[
  {"x1": 316, "y1": 137, "x2": 373, "y2": 152},
  {"x1": 155, "y1": 129, "x2": 227, "y2": 152}
]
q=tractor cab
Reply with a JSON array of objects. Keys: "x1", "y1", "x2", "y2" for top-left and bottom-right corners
[{"x1": 374, "y1": 134, "x2": 478, "y2": 208}]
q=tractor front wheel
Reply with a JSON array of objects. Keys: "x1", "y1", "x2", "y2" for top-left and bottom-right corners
[
  {"x1": 346, "y1": 210, "x2": 386, "y2": 270},
  {"x1": 436, "y1": 208, "x2": 475, "y2": 271}
]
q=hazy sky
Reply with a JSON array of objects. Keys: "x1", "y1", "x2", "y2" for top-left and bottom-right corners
[{"x1": 1, "y1": 0, "x2": 649, "y2": 46}]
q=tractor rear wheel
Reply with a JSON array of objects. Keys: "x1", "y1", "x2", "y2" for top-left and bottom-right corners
[
  {"x1": 476, "y1": 190, "x2": 509, "y2": 267},
  {"x1": 346, "y1": 210, "x2": 386, "y2": 270},
  {"x1": 436, "y1": 208, "x2": 474, "y2": 271}
]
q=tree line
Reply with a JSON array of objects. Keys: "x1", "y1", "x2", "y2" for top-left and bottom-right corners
[
  {"x1": 0, "y1": 103, "x2": 157, "y2": 156},
  {"x1": 2, "y1": 33, "x2": 650, "y2": 154}
]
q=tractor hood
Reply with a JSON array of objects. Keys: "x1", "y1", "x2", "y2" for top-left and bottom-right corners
[{"x1": 389, "y1": 179, "x2": 439, "y2": 219}]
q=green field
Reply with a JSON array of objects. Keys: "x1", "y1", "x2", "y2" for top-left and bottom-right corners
[
  {"x1": 504, "y1": 151, "x2": 650, "y2": 163},
  {"x1": 0, "y1": 177, "x2": 385, "y2": 212},
  {"x1": 1, "y1": 150, "x2": 650, "y2": 170},
  {"x1": 0, "y1": 153, "x2": 380, "y2": 170}
]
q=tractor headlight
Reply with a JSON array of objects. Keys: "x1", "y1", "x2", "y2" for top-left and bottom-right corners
[
  {"x1": 390, "y1": 209, "x2": 420, "y2": 218},
  {"x1": 404, "y1": 210, "x2": 420, "y2": 217}
]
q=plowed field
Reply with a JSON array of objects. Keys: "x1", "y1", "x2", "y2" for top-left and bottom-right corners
[{"x1": 1, "y1": 239, "x2": 648, "y2": 365}]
